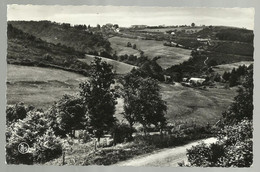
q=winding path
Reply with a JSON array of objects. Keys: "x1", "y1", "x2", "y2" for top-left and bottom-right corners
[
  {"x1": 204, "y1": 56, "x2": 209, "y2": 65},
  {"x1": 115, "y1": 137, "x2": 217, "y2": 167}
]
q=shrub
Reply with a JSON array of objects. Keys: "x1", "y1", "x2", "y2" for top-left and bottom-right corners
[
  {"x1": 6, "y1": 102, "x2": 29, "y2": 124},
  {"x1": 111, "y1": 123, "x2": 136, "y2": 144},
  {"x1": 33, "y1": 129, "x2": 63, "y2": 163},
  {"x1": 6, "y1": 111, "x2": 63, "y2": 164}
]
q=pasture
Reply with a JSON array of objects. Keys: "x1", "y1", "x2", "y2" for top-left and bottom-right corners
[
  {"x1": 7, "y1": 65, "x2": 237, "y2": 127},
  {"x1": 79, "y1": 54, "x2": 137, "y2": 74},
  {"x1": 109, "y1": 36, "x2": 192, "y2": 69},
  {"x1": 160, "y1": 83, "x2": 237, "y2": 126},
  {"x1": 7, "y1": 64, "x2": 88, "y2": 109}
]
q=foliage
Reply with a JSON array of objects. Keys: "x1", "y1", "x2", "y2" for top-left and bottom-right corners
[
  {"x1": 216, "y1": 28, "x2": 254, "y2": 43},
  {"x1": 6, "y1": 102, "x2": 32, "y2": 124},
  {"x1": 7, "y1": 23, "x2": 90, "y2": 76},
  {"x1": 6, "y1": 111, "x2": 63, "y2": 164},
  {"x1": 222, "y1": 68, "x2": 253, "y2": 124},
  {"x1": 49, "y1": 95, "x2": 87, "y2": 137},
  {"x1": 9, "y1": 21, "x2": 112, "y2": 53},
  {"x1": 79, "y1": 57, "x2": 117, "y2": 140},
  {"x1": 110, "y1": 123, "x2": 136, "y2": 144},
  {"x1": 121, "y1": 72, "x2": 167, "y2": 134},
  {"x1": 186, "y1": 120, "x2": 253, "y2": 167}
]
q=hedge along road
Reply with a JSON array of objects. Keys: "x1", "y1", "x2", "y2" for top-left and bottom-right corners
[{"x1": 115, "y1": 137, "x2": 217, "y2": 167}]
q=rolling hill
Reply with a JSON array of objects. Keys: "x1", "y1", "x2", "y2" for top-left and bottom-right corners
[
  {"x1": 9, "y1": 20, "x2": 112, "y2": 53},
  {"x1": 109, "y1": 36, "x2": 192, "y2": 69},
  {"x1": 7, "y1": 23, "x2": 90, "y2": 76}
]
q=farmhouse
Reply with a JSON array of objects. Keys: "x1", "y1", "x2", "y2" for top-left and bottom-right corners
[
  {"x1": 182, "y1": 77, "x2": 206, "y2": 86},
  {"x1": 189, "y1": 78, "x2": 206, "y2": 85}
]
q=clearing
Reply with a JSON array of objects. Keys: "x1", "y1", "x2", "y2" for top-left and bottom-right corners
[{"x1": 109, "y1": 36, "x2": 192, "y2": 69}]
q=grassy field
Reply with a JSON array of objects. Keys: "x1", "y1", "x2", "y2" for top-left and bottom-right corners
[
  {"x1": 160, "y1": 82, "x2": 237, "y2": 126},
  {"x1": 7, "y1": 64, "x2": 88, "y2": 109},
  {"x1": 6, "y1": 64, "x2": 126, "y2": 117},
  {"x1": 213, "y1": 61, "x2": 254, "y2": 75},
  {"x1": 109, "y1": 36, "x2": 192, "y2": 69},
  {"x1": 7, "y1": 64, "x2": 237, "y2": 126},
  {"x1": 79, "y1": 54, "x2": 137, "y2": 74}
]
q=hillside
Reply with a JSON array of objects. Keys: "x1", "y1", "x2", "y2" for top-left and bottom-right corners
[
  {"x1": 9, "y1": 20, "x2": 112, "y2": 53},
  {"x1": 79, "y1": 54, "x2": 137, "y2": 74},
  {"x1": 7, "y1": 64, "x2": 88, "y2": 109},
  {"x1": 109, "y1": 36, "x2": 191, "y2": 69},
  {"x1": 7, "y1": 23, "x2": 90, "y2": 75}
]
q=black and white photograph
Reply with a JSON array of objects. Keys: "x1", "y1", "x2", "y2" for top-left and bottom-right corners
[{"x1": 5, "y1": 4, "x2": 254, "y2": 167}]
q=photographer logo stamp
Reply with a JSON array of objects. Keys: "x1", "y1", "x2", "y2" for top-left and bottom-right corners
[{"x1": 18, "y1": 142, "x2": 29, "y2": 154}]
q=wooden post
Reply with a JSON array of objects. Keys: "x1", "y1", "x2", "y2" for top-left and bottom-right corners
[
  {"x1": 94, "y1": 139, "x2": 97, "y2": 152},
  {"x1": 62, "y1": 151, "x2": 65, "y2": 165}
]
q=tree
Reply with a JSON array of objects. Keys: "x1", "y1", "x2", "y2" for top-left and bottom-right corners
[
  {"x1": 126, "y1": 42, "x2": 132, "y2": 47},
  {"x1": 132, "y1": 44, "x2": 137, "y2": 49},
  {"x1": 229, "y1": 68, "x2": 239, "y2": 87},
  {"x1": 113, "y1": 24, "x2": 119, "y2": 29},
  {"x1": 191, "y1": 23, "x2": 195, "y2": 27},
  {"x1": 222, "y1": 68, "x2": 253, "y2": 124},
  {"x1": 121, "y1": 72, "x2": 167, "y2": 135},
  {"x1": 97, "y1": 24, "x2": 101, "y2": 30},
  {"x1": 222, "y1": 71, "x2": 231, "y2": 81},
  {"x1": 79, "y1": 57, "x2": 117, "y2": 140},
  {"x1": 50, "y1": 95, "x2": 87, "y2": 137},
  {"x1": 6, "y1": 102, "x2": 31, "y2": 124}
]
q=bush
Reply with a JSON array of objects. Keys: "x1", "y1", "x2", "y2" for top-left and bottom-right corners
[
  {"x1": 185, "y1": 119, "x2": 253, "y2": 167},
  {"x1": 6, "y1": 102, "x2": 29, "y2": 124},
  {"x1": 6, "y1": 111, "x2": 63, "y2": 164},
  {"x1": 33, "y1": 129, "x2": 63, "y2": 163},
  {"x1": 111, "y1": 123, "x2": 136, "y2": 144}
]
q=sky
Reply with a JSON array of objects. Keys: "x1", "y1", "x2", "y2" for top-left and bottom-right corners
[{"x1": 7, "y1": 5, "x2": 255, "y2": 29}]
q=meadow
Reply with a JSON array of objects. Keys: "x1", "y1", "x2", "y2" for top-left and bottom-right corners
[
  {"x1": 160, "y1": 83, "x2": 237, "y2": 126},
  {"x1": 7, "y1": 64, "x2": 237, "y2": 126},
  {"x1": 7, "y1": 64, "x2": 88, "y2": 109},
  {"x1": 109, "y1": 36, "x2": 192, "y2": 69}
]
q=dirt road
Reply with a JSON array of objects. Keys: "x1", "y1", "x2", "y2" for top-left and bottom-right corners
[{"x1": 115, "y1": 137, "x2": 217, "y2": 167}]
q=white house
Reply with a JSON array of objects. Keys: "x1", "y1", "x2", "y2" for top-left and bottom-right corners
[{"x1": 189, "y1": 78, "x2": 206, "y2": 85}]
